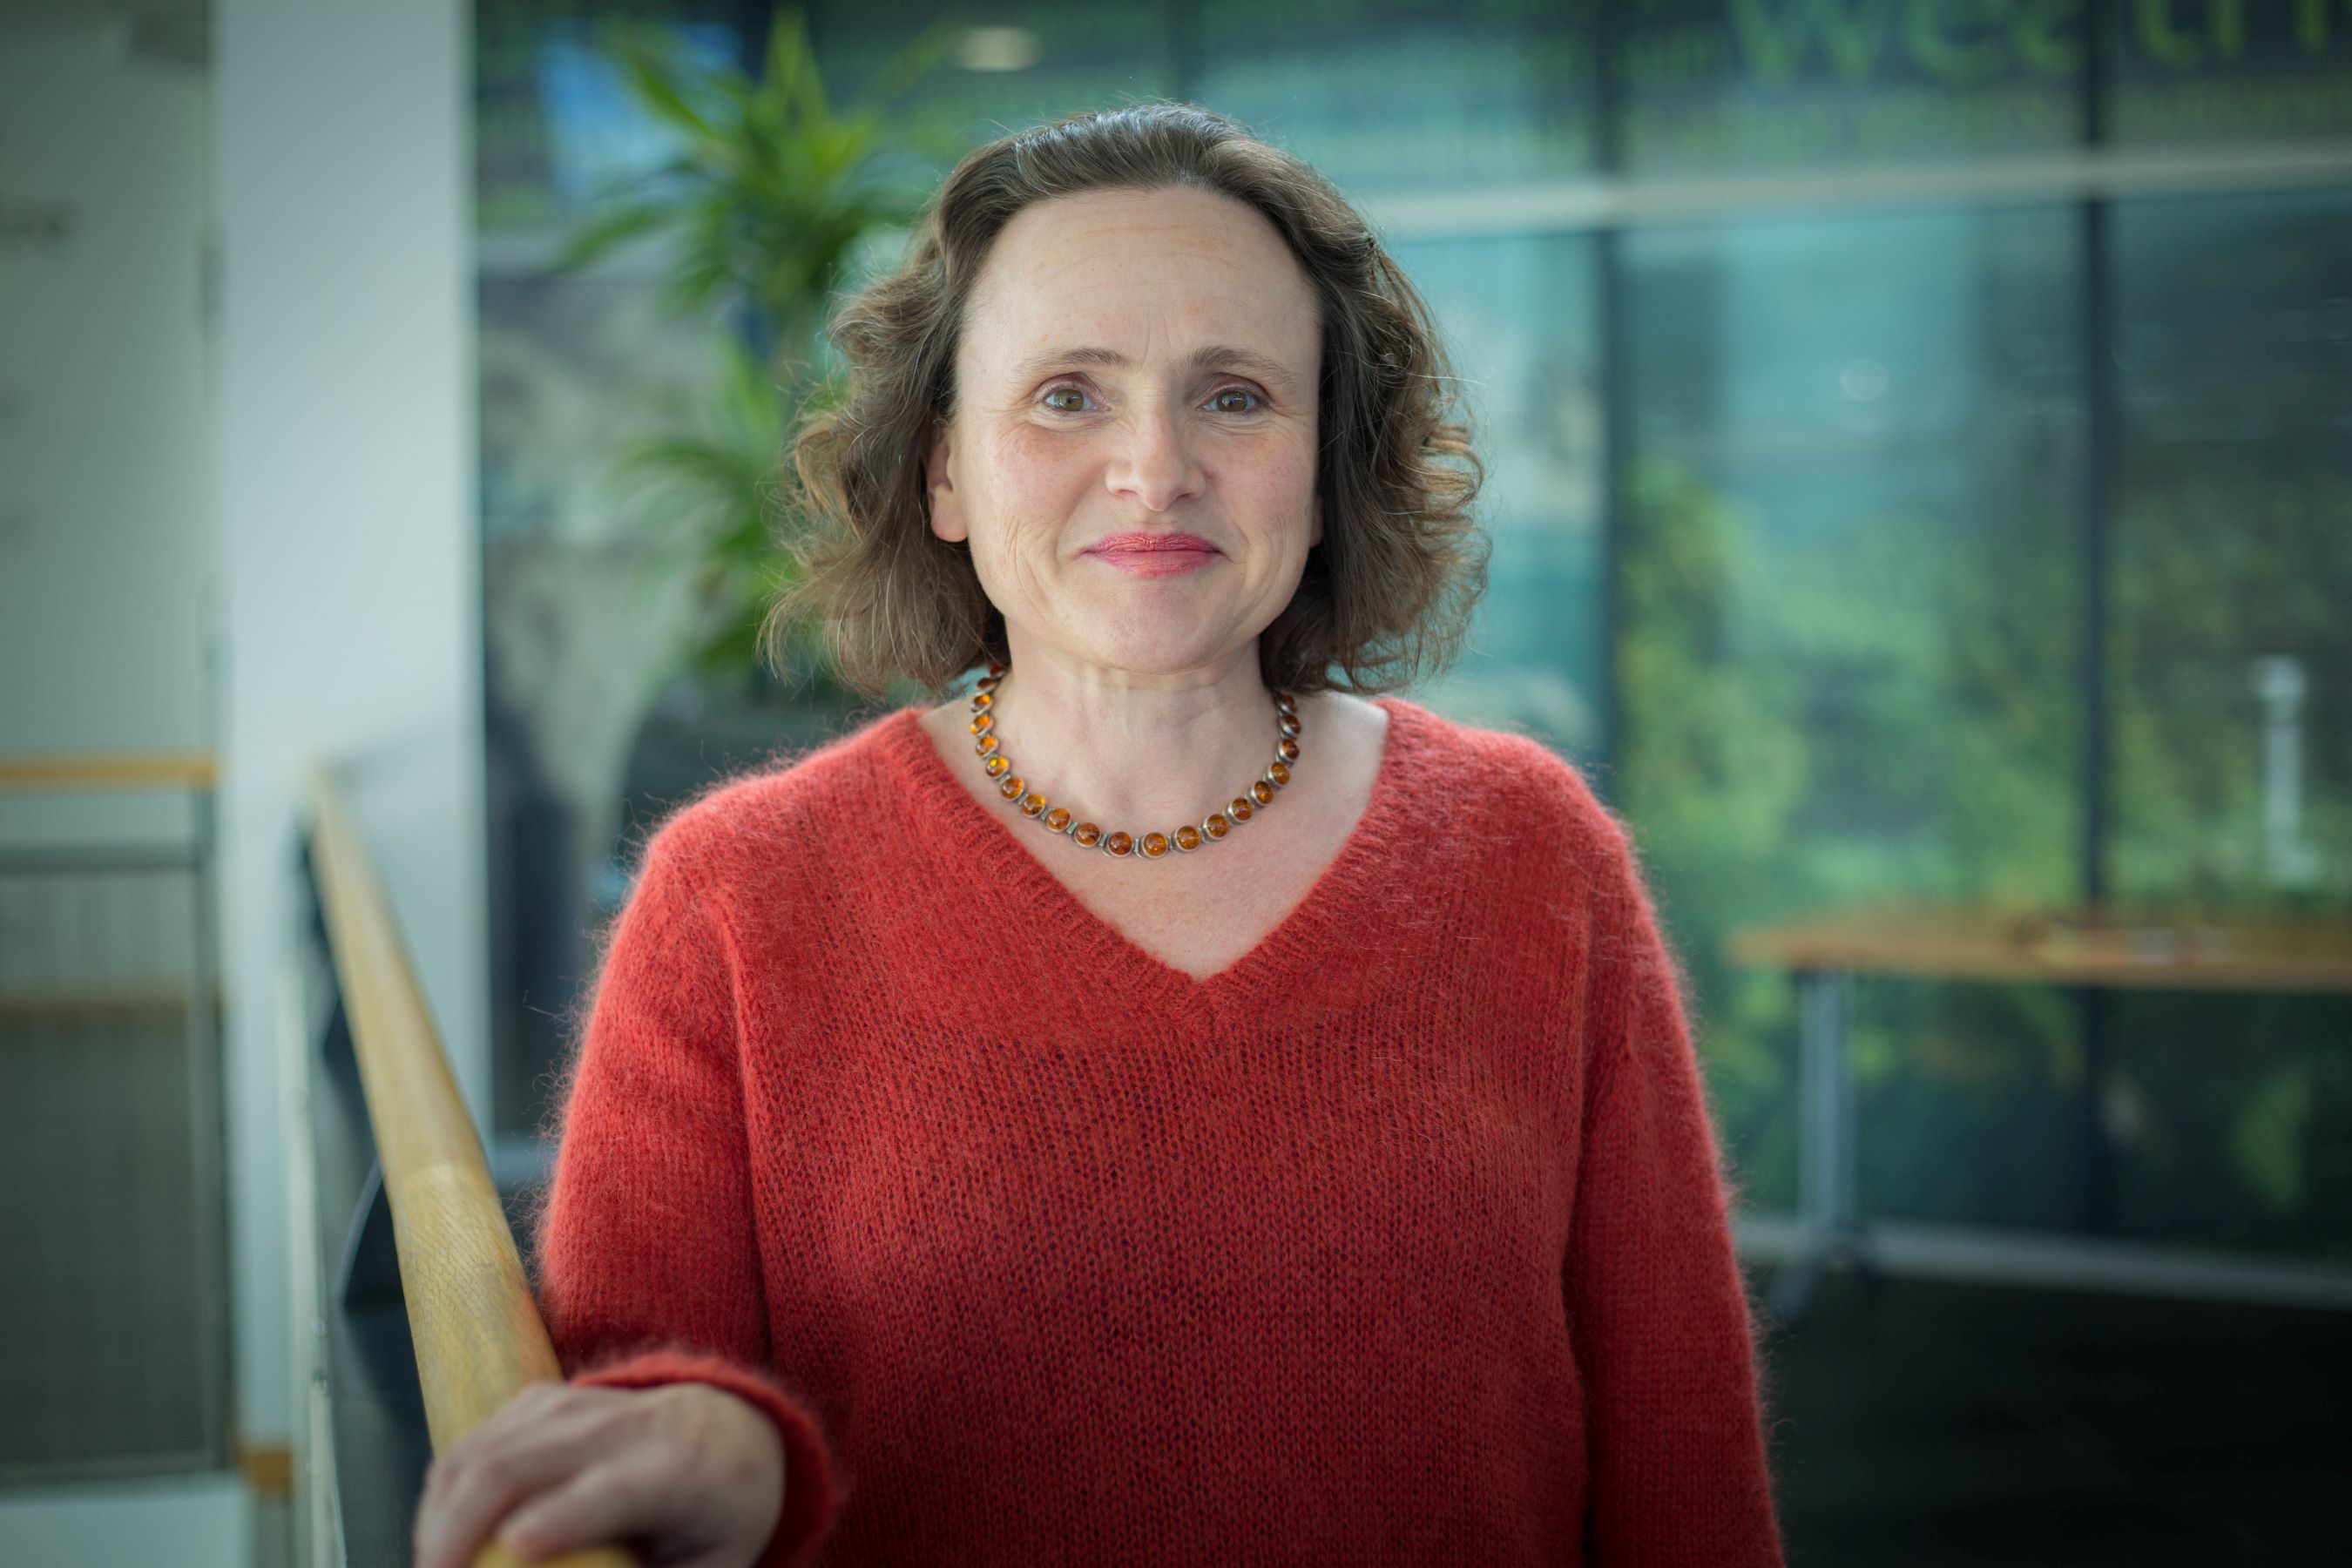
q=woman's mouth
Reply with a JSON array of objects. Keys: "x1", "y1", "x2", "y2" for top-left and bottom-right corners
[{"x1": 1085, "y1": 532, "x2": 1220, "y2": 578}]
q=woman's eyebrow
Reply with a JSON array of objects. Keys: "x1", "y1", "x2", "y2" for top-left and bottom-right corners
[{"x1": 1010, "y1": 344, "x2": 1300, "y2": 394}]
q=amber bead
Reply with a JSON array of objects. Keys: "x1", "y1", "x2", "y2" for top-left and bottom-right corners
[
  {"x1": 1201, "y1": 813, "x2": 1231, "y2": 841},
  {"x1": 1275, "y1": 691, "x2": 1296, "y2": 714},
  {"x1": 1267, "y1": 761, "x2": 1291, "y2": 787},
  {"x1": 1251, "y1": 780, "x2": 1275, "y2": 806},
  {"x1": 1278, "y1": 714, "x2": 1301, "y2": 739},
  {"x1": 1139, "y1": 831, "x2": 1171, "y2": 859},
  {"x1": 998, "y1": 775, "x2": 1024, "y2": 800},
  {"x1": 1072, "y1": 822, "x2": 1103, "y2": 848},
  {"x1": 1228, "y1": 797, "x2": 1254, "y2": 822},
  {"x1": 1103, "y1": 831, "x2": 1134, "y2": 857},
  {"x1": 1278, "y1": 738, "x2": 1301, "y2": 763},
  {"x1": 1020, "y1": 792, "x2": 1048, "y2": 817},
  {"x1": 970, "y1": 691, "x2": 992, "y2": 712},
  {"x1": 976, "y1": 733, "x2": 999, "y2": 756},
  {"x1": 1173, "y1": 824, "x2": 1203, "y2": 852},
  {"x1": 1044, "y1": 806, "x2": 1072, "y2": 833},
  {"x1": 970, "y1": 712, "x2": 994, "y2": 735},
  {"x1": 984, "y1": 755, "x2": 1010, "y2": 778}
]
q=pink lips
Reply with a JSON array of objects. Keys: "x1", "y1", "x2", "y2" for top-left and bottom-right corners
[{"x1": 1085, "y1": 531, "x2": 1220, "y2": 578}]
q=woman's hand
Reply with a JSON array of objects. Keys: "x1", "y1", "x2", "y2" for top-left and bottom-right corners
[{"x1": 411, "y1": 1380, "x2": 786, "y2": 1568}]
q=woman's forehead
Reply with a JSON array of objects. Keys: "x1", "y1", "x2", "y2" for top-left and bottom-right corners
[{"x1": 962, "y1": 187, "x2": 1319, "y2": 382}]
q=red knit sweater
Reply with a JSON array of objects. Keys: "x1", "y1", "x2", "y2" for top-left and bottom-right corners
[{"x1": 533, "y1": 694, "x2": 1783, "y2": 1566}]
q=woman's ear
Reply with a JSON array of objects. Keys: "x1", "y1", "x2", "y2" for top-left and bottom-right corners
[{"x1": 925, "y1": 416, "x2": 968, "y2": 544}]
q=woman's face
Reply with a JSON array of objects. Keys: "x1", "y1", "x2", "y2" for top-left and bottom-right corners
[{"x1": 925, "y1": 185, "x2": 1322, "y2": 681}]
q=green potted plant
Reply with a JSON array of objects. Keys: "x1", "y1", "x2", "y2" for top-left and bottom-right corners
[
  {"x1": 549, "y1": 6, "x2": 958, "y2": 821},
  {"x1": 557, "y1": 6, "x2": 957, "y2": 706}
]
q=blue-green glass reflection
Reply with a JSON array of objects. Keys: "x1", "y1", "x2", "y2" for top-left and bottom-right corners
[
  {"x1": 1618, "y1": 0, "x2": 2078, "y2": 172},
  {"x1": 1388, "y1": 232, "x2": 1605, "y2": 757},
  {"x1": 1621, "y1": 206, "x2": 2086, "y2": 1218},
  {"x1": 1195, "y1": 0, "x2": 1598, "y2": 192},
  {"x1": 2107, "y1": 188, "x2": 2352, "y2": 1260}
]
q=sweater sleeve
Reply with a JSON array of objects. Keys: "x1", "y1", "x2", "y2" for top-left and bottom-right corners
[
  {"x1": 1564, "y1": 807, "x2": 1783, "y2": 1566},
  {"x1": 532, "y1": 819, "x2": 842, "y2": 1568}
]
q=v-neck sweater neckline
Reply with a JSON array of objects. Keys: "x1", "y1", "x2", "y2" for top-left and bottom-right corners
[{"x1": 873, "y1": 692, "x2": 1427, "y2": 1012}]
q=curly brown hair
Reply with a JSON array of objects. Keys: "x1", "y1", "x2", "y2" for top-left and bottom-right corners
[{"x1": 767, "y1": 100, "x2": 1488, "y2": 700}]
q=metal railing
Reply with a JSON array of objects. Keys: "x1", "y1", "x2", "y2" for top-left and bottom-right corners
[{"x1": 0, "y1": 752, "x2": 230, "y2": 1486}]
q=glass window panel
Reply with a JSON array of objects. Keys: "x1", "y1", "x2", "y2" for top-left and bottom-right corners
[
  {"x1": 1388, "y1": 233, "x2": 1605, "y2": 755},
  {"x1": 2106, "y1": 187, "x2": 2352, "y2": 1258},
  {"x1": 2112, "y1": 0, "x2": 2352, "y2": 145},
  {"x1": 809, "y1": 0, "x2": 1180, "y2": 180},
  {"x1": 477, "y1": 1, "x2": 747, "y2": 236},
  {"x1": 479, "y1": 6, "x2": 754, "y2": 1132},
  {"x1": 1193, "y1": 0, "x2": 1598, "y2": 193},
  {"x1": 2110, "y1": 189, "x2": 2352, "y2": 909},
  {"x1": 1619, "y1": 0, "x2": 2082, "y2": 172},
  {"x1": 480, "y1": 271, "x2": 733, "y2": 1134},
  {"x1": 1621, "y1": 206, "x2": 2086, "y2": 1218},
  {"x1": 2109, "y1": 992, "x2": 2352, "y2": 1258}
]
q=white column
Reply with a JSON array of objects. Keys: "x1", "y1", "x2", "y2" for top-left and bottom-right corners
[{"x1": 214, "y1": 0, "x2": 483, "y2": 1450}]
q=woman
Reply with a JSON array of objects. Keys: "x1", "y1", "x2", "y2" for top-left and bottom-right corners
[{"x1": 414, "y1": 103, "x2": 1782, "y2": 1568}]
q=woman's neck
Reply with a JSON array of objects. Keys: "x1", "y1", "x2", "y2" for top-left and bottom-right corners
[{"x1": 978, "y1": 640, "x2": 1289, "y2": 829}]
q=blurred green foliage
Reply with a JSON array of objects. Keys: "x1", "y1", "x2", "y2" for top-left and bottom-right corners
[
  {"x1": 1617, "y1": 395, "x2": 2351, "y2": 1250},
  {"x1": 556, "y1": 7, "x2": 957, "y2": 688}
]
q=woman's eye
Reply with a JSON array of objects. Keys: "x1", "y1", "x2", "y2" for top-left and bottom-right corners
[{"x1": 1039, "y1": 384, "x2": 1262, "y2": 416}]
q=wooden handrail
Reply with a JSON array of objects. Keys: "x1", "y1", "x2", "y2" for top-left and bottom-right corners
[
  {"x1": 305, "y1": 766, "x2": 633, "y2": 1568},
  {"x1": 0, "y1": 750, "x2": 218, "y2": 791}
]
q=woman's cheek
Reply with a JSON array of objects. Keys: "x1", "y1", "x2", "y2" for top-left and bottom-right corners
[
  {"x1": 993, "y1": 418, "x2": 1085, "y2": 480},
  {"x1": 1252, "y1": 441, "x2": 1320, "y2": 540}
]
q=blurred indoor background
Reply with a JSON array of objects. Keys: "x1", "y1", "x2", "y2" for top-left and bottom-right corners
[{"x1": 1, "y1": 1, "x2": 2347, "y2": 1564}]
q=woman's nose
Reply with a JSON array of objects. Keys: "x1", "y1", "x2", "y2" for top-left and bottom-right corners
[{"x1": 1105, "y1": 401, "x2": 1206, "y2": 513}]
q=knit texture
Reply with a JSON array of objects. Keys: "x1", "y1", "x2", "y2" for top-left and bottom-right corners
[{"x1": 534, "y1": 694, "x2": 1784, "y2": 1566}]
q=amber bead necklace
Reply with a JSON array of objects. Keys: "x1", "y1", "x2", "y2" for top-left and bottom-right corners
[{"x1": 967, "y1": 660, "x2": 1303, "y2": 861}]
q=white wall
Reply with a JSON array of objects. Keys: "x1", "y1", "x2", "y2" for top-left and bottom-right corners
[
  {"x1": 0, "y1": 21, "x2": 212, "y2": 844},
  {"x1": 214, "y1": 0, "x2": 483, "y2": 1453}
]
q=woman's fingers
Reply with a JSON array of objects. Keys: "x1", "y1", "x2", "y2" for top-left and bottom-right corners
[
  {"x1": 502, "y1": 1388, "x2": 774, "y2": 1561},
  {"x1": 409, "y1": 1382, "x2": 787, "y2": 1568},
  {"x1": 494, "y1": 1459, "x2": 656, "y2": 1560},
  {"x1": 412, "y1": 1386, "x2": 628, "y2": 1568}
]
